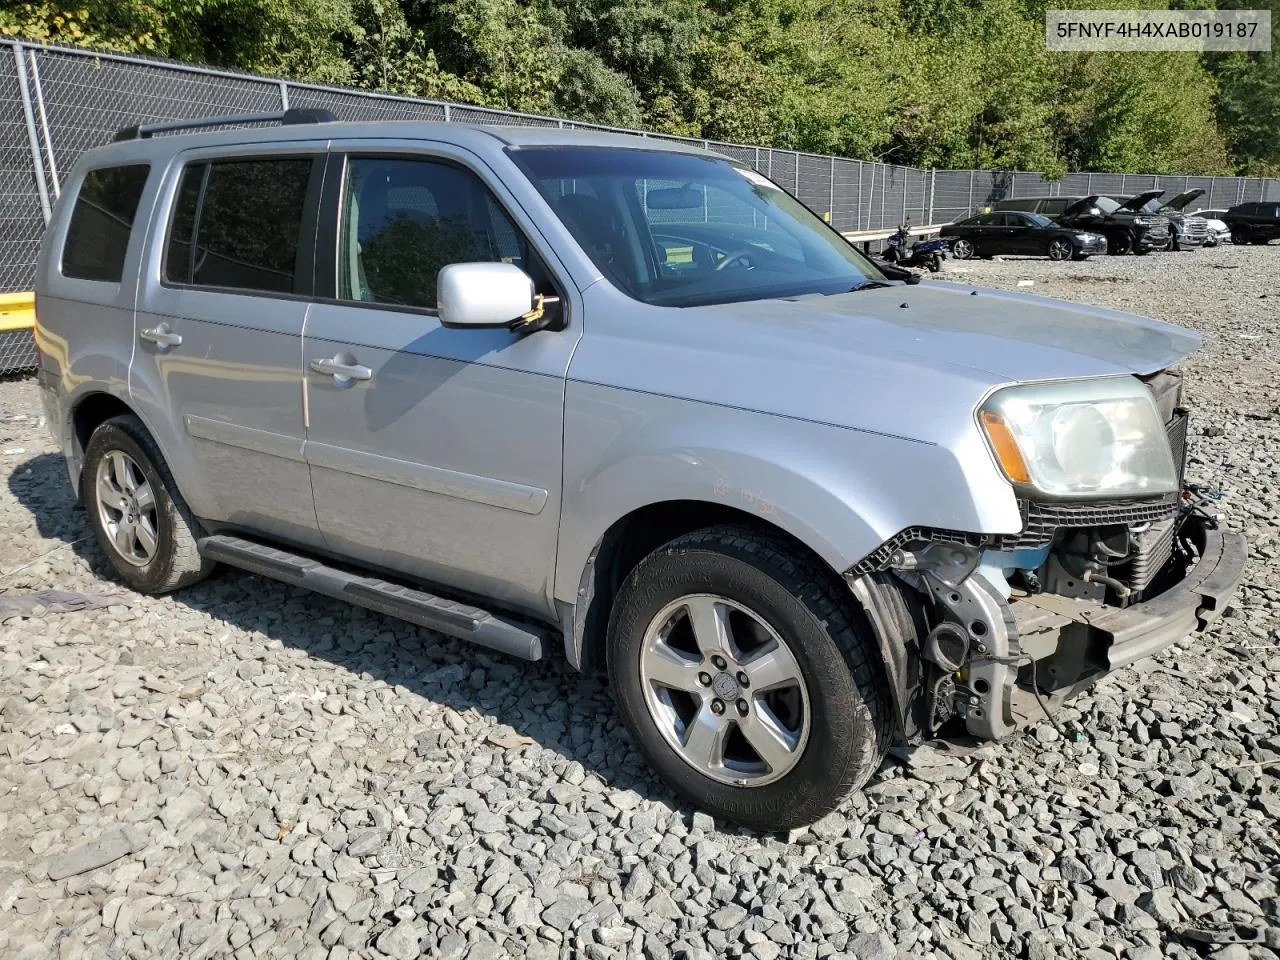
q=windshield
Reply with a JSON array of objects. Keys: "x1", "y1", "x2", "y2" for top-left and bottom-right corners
[
  {"x1": 1092, "y1": 197, "x2": 1122, "y2": 214},
  {"x1": 509, "y1": 146, "x2": 884, "y2": 307}
]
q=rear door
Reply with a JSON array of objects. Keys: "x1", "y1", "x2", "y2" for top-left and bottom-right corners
[
  {"x1": 130, "y1": 145, "x2": 325, "y2": 546},
  {"x1": 300, "y1": 143, "x2": 580, "y2": 617},
  {"x1": 1005, "y1": 213, "x2": 1041, "y2": 254}
]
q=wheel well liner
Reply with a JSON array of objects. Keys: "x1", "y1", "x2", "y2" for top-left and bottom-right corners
[{"x1": 72, "y1": 393, "x2": 133, "y2": 459}]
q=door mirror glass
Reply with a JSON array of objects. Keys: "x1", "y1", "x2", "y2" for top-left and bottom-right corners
[{"x1": 437, "y1": 262, "x2": 535, "y2": 329}]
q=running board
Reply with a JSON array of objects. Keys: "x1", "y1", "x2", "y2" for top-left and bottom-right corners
[{"x1": 197, "y1": 534, "x2": 546, "y2": 660}]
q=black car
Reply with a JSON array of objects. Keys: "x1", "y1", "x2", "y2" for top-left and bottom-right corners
[
  {"x1": 941, "y1": 211, "x2": 1107, "y2": 260},
  {"x1": 1119, "y1": 189, "x2": 1210, "y2": 250},
  {"x1": 994, "y1": 191, "x2": 1171, "y2": 254},
  {"x1": 1224, "y1": 201, "x2": 1280, "y2": 245}
]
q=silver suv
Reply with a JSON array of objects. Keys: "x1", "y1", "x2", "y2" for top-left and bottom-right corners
[{"x1": 34, "y1": 112, "x2": 1246, "y2": 829}]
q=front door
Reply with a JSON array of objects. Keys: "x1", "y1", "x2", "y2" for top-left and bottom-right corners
[
  {"x1": 130, "y1": 148, "x2": 325, "y2": 546},
  {"x1": 301, "y1": 148, "x2": 579, "y2": 617}
]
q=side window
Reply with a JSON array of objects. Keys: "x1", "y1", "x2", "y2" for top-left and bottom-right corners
[
  {"x1": 61, "y1": 164, "x2": 150, "y2": 282},
  {"x1": 164, "y1": 157, "x2": 312, "y2": 294},
  {"x1": 1039, "y1": 199, "x2": 1069, "y2": 216},
  {"x1": 164, "y1": 164, "x2": 203, "y2": 284},
  {"x1": 338, "y1": 156, "x2": 535, "y2": 310}
]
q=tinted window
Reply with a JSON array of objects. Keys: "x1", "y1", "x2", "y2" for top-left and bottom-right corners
[
  {"x1": 61, "y1": 164, "x2": 150, "y2": 282},
  {"x1": 511, "y1": 147, "x2": 881, "y2": 307},
  {"x1": 171, "y1": 158, "x2": 312, "y2": 294},
  {"x1": 1038, "y1": 199, "x2": 1069, "y2": 216},
  {"x1": 339, "y1": 157, "x2": 535, "y2": 309},
  {"x1": 164, "y1": 164, "x2": 203, "y2": 284}
]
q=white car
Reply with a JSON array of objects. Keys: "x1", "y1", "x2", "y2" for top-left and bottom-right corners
[{"x1": 1195, "y1": 209, "x2": 1232, "y2": 245}]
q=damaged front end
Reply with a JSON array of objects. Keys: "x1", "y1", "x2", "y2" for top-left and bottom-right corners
[{"x1": 848, "y1": 372, "x2": 1248, "y2": 742}]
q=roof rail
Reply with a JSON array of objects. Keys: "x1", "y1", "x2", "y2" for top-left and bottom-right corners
[{"x1": 112, "y1": 107, "x2": 338, "y2": 142}]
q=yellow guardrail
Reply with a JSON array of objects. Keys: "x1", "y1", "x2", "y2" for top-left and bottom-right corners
[{"x1": 0, "y1": 291, "x2": 36, "y2": 333}]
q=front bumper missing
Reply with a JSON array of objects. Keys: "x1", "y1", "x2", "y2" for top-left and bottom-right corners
[{"x1": 955, "y1": 514, "x2": 1246, "y2": 740}]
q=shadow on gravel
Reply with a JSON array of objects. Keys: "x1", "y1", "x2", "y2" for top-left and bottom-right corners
[{"x1": 8, "y1": 452, "x2": 694, "y2": 814}]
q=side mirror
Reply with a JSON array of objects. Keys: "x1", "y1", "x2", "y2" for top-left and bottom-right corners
[{"x1": 437, "y1": 262, "x2": 536, "y2": 330}]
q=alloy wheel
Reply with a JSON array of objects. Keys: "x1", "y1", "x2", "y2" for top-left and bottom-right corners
[
  {"x1": 952, "y1": 239, "x2": 973, "y2": 260},
  {"x1": 1048, "y1": 238, "x2": 1072, "y2": 261},
  {"x1": 95, "y1": 450, "x2": 159, "y2": 567},
  {"x1": 639, "y1": 594, "x2": 811, "y2": 786}
]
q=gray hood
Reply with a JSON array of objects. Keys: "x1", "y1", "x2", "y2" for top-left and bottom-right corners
[
  {"x1": 573, "y1": 280, "x2": 1202, "y2": 447},
  {"x1": 702, "y1": 281, "x2": 1201, "y2": 382}
]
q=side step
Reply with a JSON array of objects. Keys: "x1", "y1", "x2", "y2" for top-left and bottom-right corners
[{"x1": 197, "y1": 534, "x2": 546, "y2": 660}]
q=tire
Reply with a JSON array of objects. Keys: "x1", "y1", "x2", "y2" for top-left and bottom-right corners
[
  {"x1": 927, "y1": 254, "x2": 942, "y2": 272},
  {"x1": 1107, "y1": 231, "x2": 1132, "y2": 255},
  {"x1": 951, "y1": 238, "x2": 974, "y2": 260},
  {"x1": 1170, "y1": 231, "x2": 1181, "y2": 252},
  {"x1": 1047, "y1": 237, "x2": 1073, "y2": 261},
  {"x1": 1232, "y1": 226, "x2": 1251, "y2": 245},
  {"x1": 607, "y1": 524, "x2": 891, "y2": 831},
  {"x1": 81, "y1": 414, "x2": 213, "y2": 594}
]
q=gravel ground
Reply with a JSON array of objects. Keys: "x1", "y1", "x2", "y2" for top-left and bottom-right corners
[{"x1": 1, "y1": 243, "x2": 1278, "y2": 960}]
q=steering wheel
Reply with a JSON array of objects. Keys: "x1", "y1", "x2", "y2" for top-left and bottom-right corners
[{"x1": 714, "y1": 248, "x2": 757, "y2": 271}]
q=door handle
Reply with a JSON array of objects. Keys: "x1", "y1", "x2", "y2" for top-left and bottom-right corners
[
  {"x1": 310, "y1": 357, "x2": 373, "y2": 382},
  {"x1": 140, "y1": 324, "x2": 182, "y2": 348}
]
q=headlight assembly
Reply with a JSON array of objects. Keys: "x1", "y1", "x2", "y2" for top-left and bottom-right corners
[{"x1": 979, "y1": 378, "x2": 1177, "y2": 500}]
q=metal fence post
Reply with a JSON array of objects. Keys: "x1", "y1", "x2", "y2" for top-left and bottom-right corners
[
  {"x1": 928, "y1": 168, "x2": 935, "y2": 224},
  {"x1": 28, "y1": 49, "x2": 59, "y2": 197},
  {"x1": 278, "y1": 80, "x2": 289, "y2": 109},
  {"x1": 829, "y1": 156, "x2": 835, "y2": 222},
  {"x1": 968, "y1": 170, "x2": 974, "y2": 214},
  {"x1": 855, "y1": 162, "x2": 862, "y2": 229},
  {"x1": 444, "y1": 103, "x2": 452, "y2": 122},
  {"x1": 12, "y1": 42, "x2": 51, "y2": 224}
]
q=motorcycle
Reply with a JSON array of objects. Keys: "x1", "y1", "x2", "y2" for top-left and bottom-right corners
[{"x1": 881, "y1": 223, "x2": 948, "y2": 272}]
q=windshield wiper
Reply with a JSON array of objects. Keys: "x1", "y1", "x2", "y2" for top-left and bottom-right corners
[{"x1": 848, "y1": 280, "x2": 893, "y2": 291}]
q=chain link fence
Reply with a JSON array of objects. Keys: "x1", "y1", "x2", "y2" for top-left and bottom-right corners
[{"x1": 2, "y1": 37, "x2": 1279, "y2": 371}]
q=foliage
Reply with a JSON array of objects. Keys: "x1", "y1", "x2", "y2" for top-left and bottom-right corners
[{"x1": 2, "y1": 0, "x2": 1273, "y2": 176}]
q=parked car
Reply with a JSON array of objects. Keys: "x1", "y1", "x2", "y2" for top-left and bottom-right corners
[
  {"x1": 994, "y1": 193, "x2": 1171, "y2": 255},
  {"x1": 1223, "y1": 201, "x2": 1280, "y2": 245},
  {"x1": 1193, "y1": 208, "x2": 1232, "y2": 245},
  {"x1": 1118, "y1": 189, "x2": 1210, "y2": 251},
  {"x1": 941, "y1": 211, "x2": 1106, "y2": 260},
  {"x1": 34, "y1": 112, "x2": 1246, "y2": 830}
]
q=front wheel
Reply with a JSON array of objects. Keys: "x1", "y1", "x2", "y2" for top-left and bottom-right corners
[
  {"x1": 1107, "y1": 231, "x2": 1133, "y2": 255},
  {"x1": 951, "y1": 238, "x2": 974, "y2": 260},
  {"x1": 607, "y1": 526, "x2": 891, "y2": 831},
  {"x1": 1232, "y1": 226, "x2": 1252, "y2": 245},
  {"x1": 1047, "y1": 237, "x2": 1073, "y2": 261},
  {"x1": 82, "y1": 414, "x2": 214, "y2": 594},
  {"x1": 927, "y1": 253, "x2": 942, "y2": 272}
]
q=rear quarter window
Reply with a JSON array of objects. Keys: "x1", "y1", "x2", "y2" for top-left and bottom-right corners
[{"x1": 60, "y1": 164, "x2": 150, "y2": 282}]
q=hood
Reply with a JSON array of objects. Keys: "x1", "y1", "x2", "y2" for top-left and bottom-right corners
[
  {"x1": 1117, "y1": 189, "x2": 1165, "y2": 213},
  {"x1": 576, "y1": 281, "x2": 1204, "y2": 447},
  {"x1": 1159, "y1": 188, "x2": 1205, "y2": 212},
  {"x1": 1060, "y1": 194, "x2": 1102, "y2": 218},
  {"x1": 699, "y1": 283, "x2": 1201, "y2": 382}
]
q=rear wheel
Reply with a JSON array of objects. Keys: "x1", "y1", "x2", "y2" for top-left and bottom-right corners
[
  {"x1": 951, "y1": 238, "x2": 974, "y2": 260},
  {"x1": 82, "y1": 415, "x2": 213, "y2": 594},
  {"x1": 607, "y1": 525, "x2": 891, "y2": 831},
  {"x1": 1047, "y1": 237, "x2": 1073, "y2": 261}
]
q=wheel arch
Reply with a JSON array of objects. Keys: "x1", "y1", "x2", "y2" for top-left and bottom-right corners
[{"x1": 560, "y1": 499, "x2": 842, "y2": 674}]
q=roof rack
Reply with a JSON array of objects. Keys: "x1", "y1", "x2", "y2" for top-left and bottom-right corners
[{"x1": 112, "y1": 107, "x2": 338, "y2": 142}]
